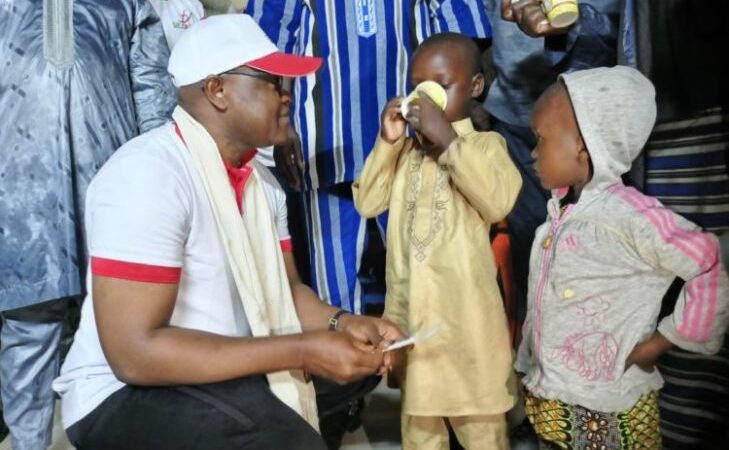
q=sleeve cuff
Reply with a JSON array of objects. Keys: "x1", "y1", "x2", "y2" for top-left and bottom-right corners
[
  {"x1": 280, "y1": 238, "x2": 293, "y2": 252},
  {"x1": 658, "y1": 315, "x2": 721, "y2": 354},
  {"x1": 375, "y1": 134, "x2": 406, "y2": 154},
  {"x1": 91, "y1": 257, "x2": 181, "y2": 284}
]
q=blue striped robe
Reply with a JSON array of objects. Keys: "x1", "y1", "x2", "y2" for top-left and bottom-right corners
[
  {"x1": 246, "y1": 0, "x2": 491, "y2": 189},
  {"x1": 246, "y1": 0, "x2": 492, "y2": 313}
]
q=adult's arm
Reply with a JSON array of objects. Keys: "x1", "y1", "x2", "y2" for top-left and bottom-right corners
[
  {"x1": 93, "y1": 275, "x2": 383, "y2": 385},
  {"x1": 87, "y1": 149, "x2": 382, "y2": 386},
  {"x1": 282, "y1": 252, "x2": 405, "y2": 350},
  {"x1": 627, "y1": 199, "x2": 729, "y2": 355}
]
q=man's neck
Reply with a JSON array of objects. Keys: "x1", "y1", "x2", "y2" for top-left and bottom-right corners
[
  {"x1": 217, "y1": 139, "x2": 251, "y2": 168},
  {"x1": 182, "y1": 105, "x2": 252, "y2": 167}
]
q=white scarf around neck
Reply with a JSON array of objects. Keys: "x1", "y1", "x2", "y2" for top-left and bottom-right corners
[{"x1": 173, "y1": 106, "x2": 318, "y2": 430}]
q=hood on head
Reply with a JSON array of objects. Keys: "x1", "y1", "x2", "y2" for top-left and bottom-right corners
[{"x1": 560, "y1": 66, "x2": 656, "y2": 191}]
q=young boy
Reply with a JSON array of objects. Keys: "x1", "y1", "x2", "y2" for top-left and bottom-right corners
[
  {"x1": 516, "y1": 66, "x2": 729, "y2": 449},
  {"x1": 353, "y1": 33, "x2": 522, "y2": 450}
]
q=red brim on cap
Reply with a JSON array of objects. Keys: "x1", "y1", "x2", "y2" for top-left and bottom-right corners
[{"x1": 247, "y1": 52, "x2": 323, "y2": 77}]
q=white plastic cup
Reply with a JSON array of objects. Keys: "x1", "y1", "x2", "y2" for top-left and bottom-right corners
[
  {"x1": 400, "y1": 81, "x2": 448, "y2": 117},
  {"x1": 541, "y1": 0, "x2": 579, "y2": 28}
]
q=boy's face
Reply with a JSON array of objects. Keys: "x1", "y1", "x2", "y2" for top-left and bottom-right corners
[
  {"x1": 409, "y1": 45, "x2": 484, "y2": 122},
  {"x1": 531, "y1": 85, "x2": 589, "y2": 190},
  {"x1": 221, "y1": 66, "x2": 292, "y2": 147}
]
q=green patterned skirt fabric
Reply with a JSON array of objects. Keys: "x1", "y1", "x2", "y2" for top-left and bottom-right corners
[{"x1": 525, "y1": 391, "x2": 661, "y2": 450}]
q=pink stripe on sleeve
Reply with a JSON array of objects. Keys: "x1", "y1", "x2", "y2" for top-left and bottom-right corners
[
  {"x1": 643, "y1": 208, "x2": 706, "y2": 267},
  {"x1": 678, "y1": 281, "x2": 698, "y2": 338},
  {"x1": 701, "y1": 265, "x2": 720, "y2": 341},
  {"x1": 610, "y1": 184, "x2": 721, "y2": 343},
  {"x1": 689, "y1": 271, "x2": 707, "y2": 341},
  {"x1": 610, "y1": 184, "x2": 715, "y2": 269}
]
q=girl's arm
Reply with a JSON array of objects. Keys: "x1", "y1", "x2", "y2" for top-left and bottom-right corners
[{"x1": 630, "y1": 201, "x2": 729, "y2": 355}]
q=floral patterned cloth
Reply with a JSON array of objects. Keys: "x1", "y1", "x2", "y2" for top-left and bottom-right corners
[{"x1": 526, "y1": 391, "x2": 661, "y2": 450}]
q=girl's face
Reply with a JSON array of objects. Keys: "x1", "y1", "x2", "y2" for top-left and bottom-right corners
[{"x1": 531, "y1": 85, "x2": 590, "y2": 191}]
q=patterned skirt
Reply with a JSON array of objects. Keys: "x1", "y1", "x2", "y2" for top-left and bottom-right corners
[{"x1": 525, "y1": 391, "x2": 661, "y2": 450}]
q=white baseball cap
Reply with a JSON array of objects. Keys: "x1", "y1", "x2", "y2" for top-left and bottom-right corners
[{"x1": 168, "y1": 14, "x2": 322, "y2": 87}]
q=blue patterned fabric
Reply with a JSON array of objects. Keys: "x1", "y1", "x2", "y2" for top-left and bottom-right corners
[
  {"x1": 246, "y1": 0, "x2": 492, "y2": 312},
  {"x1": 645, "y1": 110, "x2": 729, "y2": 450},
  {"x1": 483, "y1": 0, "x2": 622, "y2": 128},
  {"x1": 246, "y1": 0, "x2": 491, "y2": 190},
  {"x1": 657, "y1": 337, "x2": 729, "y2": 450},
  {"x1": 1, "y1": 299, "x2": 67, "y2": 450},
  {"x1": 644, "y1": 110, "x2": 729, "y2": 233},
  {"x1": 0, "y1": 0, "x2": 176, "y2": 311}
]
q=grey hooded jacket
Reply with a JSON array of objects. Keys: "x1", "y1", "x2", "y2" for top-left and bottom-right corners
[{"x1": 516, "y1": 66, "x2": 729, "y2": 412}]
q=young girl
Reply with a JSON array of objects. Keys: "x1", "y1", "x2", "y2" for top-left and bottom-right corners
[
  {"x1": 517, "y1": 66, "x2": 729, "y2": 449},
  {"x1": 353, "y1": 33, "x2": 522, "y2": 450}
]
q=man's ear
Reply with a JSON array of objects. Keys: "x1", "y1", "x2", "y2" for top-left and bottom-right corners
[
  {"x1": 203, "y1": 76, "x2": 228, "y2": 111},
  {"x1": 471, "y1": 73, "x2": 485, "y2": 98}
]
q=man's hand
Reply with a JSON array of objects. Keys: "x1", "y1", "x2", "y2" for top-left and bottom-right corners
[
  {"x1": 624, "y1": 332, "x2": 674, "y2": 373},
  {"x1": 338, "y1": 314, "x2": 405, "y2": 346},
  {"x1": 300, "y1": 331, "x2": 385, "y2": 384},
  {"x1": 338, "y1": 315, "x2": 406, "y2": 375},
  {"x1": 273, "y1": 129, "x2": 305, "y2": 191},
  {"x1": 380, "y1": 97, "x2": 406, "y2": 144},
  {"x1": 501, "y1": 0, "x2": 568, "y2": 38},
  {"x1": 404, "y1": 94, "x2": 457, "y2": 159}
]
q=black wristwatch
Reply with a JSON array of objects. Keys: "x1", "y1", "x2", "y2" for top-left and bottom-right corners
[{"x1": 328, "y1": 309, "x2": 350, "y2": 331}]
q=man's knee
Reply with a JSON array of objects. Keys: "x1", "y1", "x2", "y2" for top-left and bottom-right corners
[{"x1": 258, "y1": 411, "x2": 326, "y2": 450}]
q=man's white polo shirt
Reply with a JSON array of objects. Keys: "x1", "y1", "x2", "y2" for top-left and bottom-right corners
[{"x1": 53, "y1": 123, "x2": 292, "y2": 429}]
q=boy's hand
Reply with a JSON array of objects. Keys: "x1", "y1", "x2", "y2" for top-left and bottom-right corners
[
  {"x1": 338, "y1": 314, "x2": 406, "y2": 348},
  {"x1": 380, "y1": 97, "x2": 406, "y2": 144},
  {"x1": 405, "y1": 94, "x2": 457, "y2": 158},
  {"x1": 338, "y1": 314, "x2": 406, "y2": 374},
  {"x1": 624, "y1": 331, "x2": 673, "y2": 373}
]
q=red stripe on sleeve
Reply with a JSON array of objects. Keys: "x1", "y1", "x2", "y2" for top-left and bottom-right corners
[
  {"x1": 280, "y1": 239, "x2": 293, "y2": 252},
  {"x1": 91, "y1": 257, "x2": 182, "y2": 284}
]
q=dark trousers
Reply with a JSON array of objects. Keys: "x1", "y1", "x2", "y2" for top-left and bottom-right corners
[
  {"x1": 492, "y1": 119, "x2": 550, "y2": 329},
  {"x1": 67, "y1": 374, "x2": 381, "y2": 450},
  {"x1": 315, "y1": 375, "x2": 381, "y2": 449}
]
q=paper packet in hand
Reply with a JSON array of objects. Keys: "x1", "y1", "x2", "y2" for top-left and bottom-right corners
[{"x1": 383, "y1": 323, "x2": 440, "y2": 352}]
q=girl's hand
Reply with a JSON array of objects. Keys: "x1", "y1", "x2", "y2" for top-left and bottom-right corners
[{"x1": 624, "y1": 331, "x2": 673, "y2": 373}]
